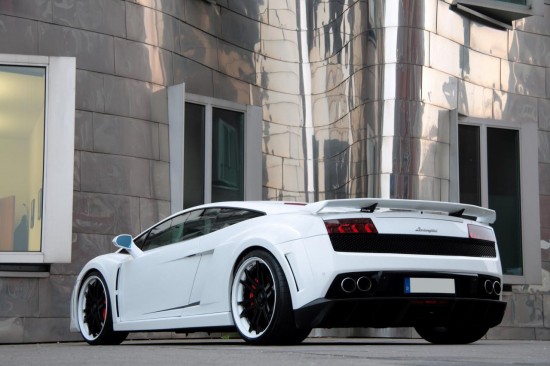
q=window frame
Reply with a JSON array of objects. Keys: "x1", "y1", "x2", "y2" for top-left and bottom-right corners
[
  {"x1": 0, "y1": 54, "x2": 75, "y2": 264},
  {"x1": 168, "y1": 83, "x2": 262, "y2": 213},
  {"x1": 451, "y1": 115, "x2": 540, "y2": 285}
]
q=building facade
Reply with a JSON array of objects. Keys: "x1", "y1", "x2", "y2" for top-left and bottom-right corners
[{"x1": 0, "y1": 0, "x2": 549, "y2": 343}]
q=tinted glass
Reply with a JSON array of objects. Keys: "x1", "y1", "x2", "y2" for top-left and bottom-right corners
[
  {"x1": 458, "y1": 125, "x2": 481, "y2": 206},
  {"x1": 212, "y1": 108, "x2": 244, "y2": 202},
  {"x1": 142, "y1": 219, "x2": 173, "y2": 251},
  {"x1": 205, "y1": 207, "x2": 264, "y2": 233},
  {"x1": 184, "y1": 103, "x2": 205, "y2": 208},
  {"x1": 487, "y1": 128, "x2": 522, "y2": 275},
  {"x1": 0, "y1": 66, "x2": 46, "y2": 253}
]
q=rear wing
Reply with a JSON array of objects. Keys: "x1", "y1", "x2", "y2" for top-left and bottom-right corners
[{"x1": 306, "y1": 199, "x2": 496, "y2": 224}]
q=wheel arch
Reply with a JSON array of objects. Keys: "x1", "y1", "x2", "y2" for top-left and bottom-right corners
[
  {"x1": 228, "y1": 242, "x2": 300, "y2": 311},
  {"x1": 71, "y1": 255, "x2": 127, "y2": 333}
]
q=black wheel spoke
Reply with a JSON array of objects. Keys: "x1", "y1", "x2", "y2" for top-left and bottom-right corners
[{"x1": 82, "y1": 278, "x2": 107, "y2": 337}]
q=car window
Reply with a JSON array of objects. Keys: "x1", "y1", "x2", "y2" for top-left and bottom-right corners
[
  {"x1": 141, "y1": 219, "x2": 173, "y2": 251},
  {"x1": 139, "y1": 207, "x2": 264, "y2": 251},
  {"x1": 208, "y1": 208, "x2": 264, "y2": 233}
]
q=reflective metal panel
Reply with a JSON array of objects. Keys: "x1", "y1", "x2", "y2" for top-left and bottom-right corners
[
  {"x1": 261, "y1": 89, "x2": 303, "y2": 127},
  {"x1": 540, "y1": 99, "x2": 550, "y2": 131},
  {"x1": 458, "y1": 80, "x2": 493, "y2": 119},
  {"x1": 218, "y1": 41, "x2": 255, "y2": 84},
  {"x1": 267, "y1": 0, "x2": 298, "y2": 29},
  {"x1": 93, "y1": 114, "x2": 160, "y2": 160},
  {"x1": 220, "y1": 8, "x2": 260, "y2": 52},
  {"x1": 493, "y1": 90, "x2": 538, "y2": 124},
  {"x1": 436, "y1": 0, "x2": 469, "y2": 45},
  {"x1": 114, "y1": 38, "x2": 173, "y2": 85},
  {"x1": 53, "y1": 0, "x2": 125, "y2": 37},
  {"x1": 227, "y1": 0, "x2": 268, "y2": 22},
  {"x1": 172, "y1": 54, "x2": 214, "y2": 97},
  {"x1": 260, "y1": 24, "x2": 300, "y2": 62},
  {"x1": 508, "y1": 29, "x2": 550, "y2": 67},
  {"x1": 500, "y1": 60, "x2": 546, "y2": 98},
  {"x1": 422, "y1": 66, "x2": 458, "y2": 110},
  {"x1": 0, "y1": 0, "x2": 52, "y2": 22},
  {"x1": 469, "y1": 21, "x2": 508, "y2": 59},
  {"x1": 540, "y1": 131, "x2": 550, "y2": 164},
  {"x1": 463, "y1": 49, "x2": 501, "y2": 89},
  {"x1": 430, "y1": 33, "x2": 462, "y2": 78},
  {"x1": 184, "y1": 0, "x2": 222, "y2": 36},
  {"x1": 38, "y1": 23, "x2": 114, "y2": 74},
  {"x1": 75, "y1": 70, "x2": 105, "y2": 112},
  {"x1": 126, "y1": 2, "x2": 177, "y2": 52},
  {"x1": 0, "y1": 14, "x2": 38, "y2": 54},
  {"x1": 177, "y1": 20, "x2": 219, "y2": 69},
  {"x1": 212, "y1": 71, "x2": 252, "y2": 105},
  {"x1": 255, "y1": 54, "x2": 301, "y2": 94}
]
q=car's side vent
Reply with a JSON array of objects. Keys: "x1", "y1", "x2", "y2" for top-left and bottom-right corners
[{"x1": 329, "y1": 234, "x2": 496, "y2": 258}]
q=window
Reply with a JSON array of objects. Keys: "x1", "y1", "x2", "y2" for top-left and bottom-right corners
[
  {"x1": 0, "y1": 65, "x2": 45, "y2": 253},
  {"x1": 453, "y1": 0, "x2": 533, "y2": 29},
  {"x1": 139, "y1": 207, "x2": 264, "y2": 251},
  {"x1": 456, "y1": 117, "x2": 540, "y2": 284},
  {"x1": 0, "y1": 54, "x2": 75, "y2": 264},
  {"x1": 168, "y1": 84, "x2": 262, "y2": 213}
]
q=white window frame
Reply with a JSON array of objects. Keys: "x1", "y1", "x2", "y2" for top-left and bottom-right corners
[
  {"x1": 0, "y1": 54, "x2": 75, "y2": 264},
  {"x1": 451, "y1": 115, "x2": 540, "y2": 285},
  {"x1": 168, "y1": 83, "x2": 262, "y2": 213}
]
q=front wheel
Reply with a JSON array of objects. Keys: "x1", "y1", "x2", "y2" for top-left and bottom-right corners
[
  {"x1": 415, "y1": 325, "x2": 489, "y2": 344},
  {"x1": 231, "y1": 250, "x2": 310, "y2": 345},
  {"x1": 77, "y1": 271, "x2": 128, "y2": 345}
]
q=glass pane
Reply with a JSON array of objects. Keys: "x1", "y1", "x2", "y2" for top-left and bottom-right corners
[
  {"x1": 487, "y1": 128, "x2": 522, "y2": 275},
  {"x1": 184, "y1": 103, "x2": 205, "y2": 208},
  {"x1": 0, "y1": 65, "x2": 46, "y2": 252},
  {"x1": 458, "y1": 125, "x2": 481, "y2": 206},
  {"x1": 142, "y1": 219, "x2": 172, "y2": 251},
  {"x1": 212, "y1": 108, "x2": 244, "y2": 202},
  {"x1": 495, "y1": 0, "x2": 527, "y2": 5}
]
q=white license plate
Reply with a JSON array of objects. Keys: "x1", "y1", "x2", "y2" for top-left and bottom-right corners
[{"x1": 404, "y1": 277, "x2": 455, "y2": 294}]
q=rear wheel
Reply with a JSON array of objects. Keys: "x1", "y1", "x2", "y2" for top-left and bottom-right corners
[
  {"x1": 77, "y1": 271, "x2": 128, "y2": 345},
  {"x1": 415, "y1": 325, "x2": 489, "y2": 344},
  {"x1": 231, "y1": 250, "x2": 310, "y2": 345}
]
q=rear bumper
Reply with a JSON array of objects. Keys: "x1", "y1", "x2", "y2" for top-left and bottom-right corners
[
  {"x1": 294, "y1": 297, "x2": 507, "y2": 329},
  {"x1": 294, "y1": 270, "x2": 507, "y2": 330}
]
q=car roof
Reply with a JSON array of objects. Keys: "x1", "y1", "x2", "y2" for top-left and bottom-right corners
[{"x1": 183, "y1": 201, "x2": 310, "y2": 215}]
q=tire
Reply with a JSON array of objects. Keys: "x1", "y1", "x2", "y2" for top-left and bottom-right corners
[
  {"x1": 231, "y1": 250, "x2": 311, "y2": 345},
  {"x1": 77, "y1": 271, "x2": 128, "y2": 345},
  {"x1": 415, "y1": 325, "x2": 489, "y2": 344}
]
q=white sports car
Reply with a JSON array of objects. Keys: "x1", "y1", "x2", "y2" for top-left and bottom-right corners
[{"x1": 70, "y1": 199, "x2": 506, "y2": 345}]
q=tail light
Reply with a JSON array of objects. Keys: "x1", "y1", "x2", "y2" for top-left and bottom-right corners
[
  {"x1": 468, "y1": 224, "x2": 495, "y2": 242},
  {"x1": 325, "y1": 219, "x2": 378, "y2": 234}
]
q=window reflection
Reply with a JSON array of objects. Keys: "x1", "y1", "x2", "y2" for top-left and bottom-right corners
[{"x1": 0, "y1": 65, "x2": 46, "y2": 252}]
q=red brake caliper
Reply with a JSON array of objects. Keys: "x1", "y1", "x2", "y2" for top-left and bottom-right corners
[
  {"x1": 249, "y1": 279, "x2": 259, "y2": 305},
  {"x1": 101, "y1": 299, "x2": 107, "y2": 321}
]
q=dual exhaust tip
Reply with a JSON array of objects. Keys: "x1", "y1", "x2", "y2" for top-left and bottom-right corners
[
  {"x1": 341, "y1": 276, "x2": 373, "y2": 293},
  {"x1": 484, "y1": 280, "x2": 502, "y2": 296},
  {"x1": 341, "y1": 277, "x2": 502, "y2": 296}
]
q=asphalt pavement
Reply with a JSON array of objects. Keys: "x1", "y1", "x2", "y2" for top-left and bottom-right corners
[{"x1": 1, "y1": 338, "x2": 549, "y2": 366}]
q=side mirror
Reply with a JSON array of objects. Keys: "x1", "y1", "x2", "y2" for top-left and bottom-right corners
[{"x1": 112, "y1": 234, "x2": 143, "y2": 258}]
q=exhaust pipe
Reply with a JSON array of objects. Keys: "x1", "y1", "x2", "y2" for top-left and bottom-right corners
[
  {"x1": 356, "y1": 276, "x2": 372, "y2": 292},
  {"x1": 484, "y1": 280, "x2": 494, "y2": 295},
  {"x1": 341, "y1": 277, "x2": 357, "y2": 293},
  {"x1": 493, "y1": 281, "x2": 502, "y2": 296}
]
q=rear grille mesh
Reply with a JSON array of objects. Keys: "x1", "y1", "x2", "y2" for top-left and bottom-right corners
[{"x1": 329, "y1": 234, "x2": 496, "y2": 258}]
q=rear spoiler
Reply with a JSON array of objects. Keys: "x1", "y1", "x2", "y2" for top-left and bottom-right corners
[{"x1": 306, "y1": 199, "x2": 496, "y2": 224}]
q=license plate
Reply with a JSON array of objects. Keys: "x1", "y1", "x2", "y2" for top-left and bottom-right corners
[{"x1": 404, "y1": 277, "x2": 455, "y2": 294}]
